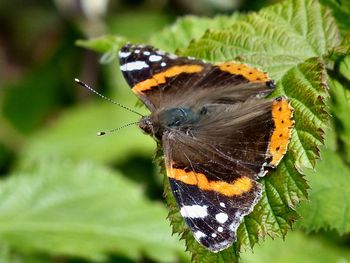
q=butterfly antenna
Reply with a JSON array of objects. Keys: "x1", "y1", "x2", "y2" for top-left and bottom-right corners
[
  {"x1": 97, "y1": 122, "x2": 139, "y2": 136},
  {"x1": 74, "y1": 78, "x2": 144, "y2": 117}
]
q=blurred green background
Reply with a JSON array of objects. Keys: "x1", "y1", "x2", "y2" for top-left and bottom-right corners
[{"x1": 1, "y1": 0, "x2": 350, "y2": 263}]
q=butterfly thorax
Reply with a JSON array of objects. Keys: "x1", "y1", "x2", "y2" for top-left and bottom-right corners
[{"x1": 139, "y1": 107, "x2": 201, "y2": 140}]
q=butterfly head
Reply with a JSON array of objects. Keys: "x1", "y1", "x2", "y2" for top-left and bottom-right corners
[{"x1": 138, "y1": 115, "x2": 157, "y2": 137}]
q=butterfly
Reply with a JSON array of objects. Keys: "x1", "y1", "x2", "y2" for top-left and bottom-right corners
[{"x1": 119, "y1": 43, "x2": 294, "y2": 252}]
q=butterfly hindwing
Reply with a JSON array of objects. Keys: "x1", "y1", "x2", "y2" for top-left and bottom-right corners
[
  {"x1": 161, "y1": 97, "x2": 293, "y2": 252},
  {"x1": 168, "y1": 177, "x2": 262, "y2": 252}
]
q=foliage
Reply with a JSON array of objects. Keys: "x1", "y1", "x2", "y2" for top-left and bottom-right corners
[
  {"x1": 297, "y1": 147, "x2": 350, "y2": 234},
  {"x1": 77, "y1": 35, "x2": 127, "y2": 64},
  {"x1": 1, "y1": 0, "x2": 350, "y2": 262},
  {"x1": 0, "y1": 160, "x2": 185, "y2": 262},
  {"x1": 241, "y1": 231, "x2": 350, "y2": 263},
  {"x1": 297, "y1": 55, "x2": 350, "y2": 234},
  {"x1": 149, "y1": 14, "x2": 240, "y2": 52},
  {"x1": 320, "y1": 0, "x2": 350, "y2": 35}
]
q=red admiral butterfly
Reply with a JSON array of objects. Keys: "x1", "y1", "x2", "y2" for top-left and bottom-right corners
[{"x1": 119, "y1": 44, "x2": 294, "y2": 252}]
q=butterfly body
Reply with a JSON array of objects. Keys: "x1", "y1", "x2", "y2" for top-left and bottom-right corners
[
  {"x1": 120, "y1": 44, "x2": 294, "y2": 252},
  {"x1": 139, "y1": 106, "x2": 202, "y2": 140}
]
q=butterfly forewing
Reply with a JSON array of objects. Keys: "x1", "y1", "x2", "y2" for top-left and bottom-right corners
[{"x1": 119, "y1": 44, "x2": 274, "y2": 110}]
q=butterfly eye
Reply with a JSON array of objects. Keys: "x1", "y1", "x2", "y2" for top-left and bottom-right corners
[{"x1": 139, "y1": 116, "x2": 154, "y2": 135}]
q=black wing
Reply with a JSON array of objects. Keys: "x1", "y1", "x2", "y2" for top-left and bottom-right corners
[{"x1": 119, "y1": 44, "x2": 274, "y2": 111}]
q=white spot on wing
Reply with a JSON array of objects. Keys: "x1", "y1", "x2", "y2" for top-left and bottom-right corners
[
  {"x1": 161, "y1": 62, "x2": 166, "y2": 67},
  {"x1": 120, "y1": 61, "x2": 149, "y2": 71},
  {"x1": 211, "y1": 233, "x2": 217, "y2": 238},
  {"x1": 215, "y1": 212, "x2": 228, "y2": 223},
  {"x1": 119, "y1": 51, "x2": 131, "y2": 58},
  {"x1": 143, "y1": 51, "x2": 150, "y2": 55},
  {"x1": 260, "y1": 170, "x2": 268, "y2": 177},
  {"x1": 258, "y1": 162, "x2": 268, "y2": 177},
  {"x1": 149, "y1": 55, "x2": 162, "y2": 62},
  {"x1": 180, "y1": 205, "x2": 208, "y2": 218},
  {"x1": 194, "y1": 231, "x2": 206, "y2": 240},
  {"x1": 134, "y1": 49, "x2": 140, "y2": 54},
  {"x1": 218, "y1": 227, "x2": 223, "y2": 232},
  {"x1": 220, "y1": 202, "x2": 226, "y2": 208}
]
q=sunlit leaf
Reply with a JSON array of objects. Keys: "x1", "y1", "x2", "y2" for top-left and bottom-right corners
[
  {"x1": 76, "y1": 35, "x2": 127, "y2": 64},
  {"x1": 0, "y1": 159, "x2": 187, "y2": 262},
  {"x1": 150, "y1": 14, "x2": 240, "y2": 52},
  {"x1": 329, "y1": 62, "x2": 350, "y2": 163},
  {"x1": 297, "y1": 62, "x2": 350, "y2": 233},
  {"x1": 271, "y1": 58, "x2": 329, "y2": 169},
  {"x1": 320, "y1": 0, "x2": 350, "y2": 35},
  {"x1": 184, "y1": 0, "x2": 340, "y2": 80},
  {"x1": 297, "y1": 147, "x2": 350, "y2": 234},
  {"x1": 241, "y1": 231, "x2": 350, "y2": 263},
  {"x1": 18, "y1": 100, "x2": 154, "y2": 168}
]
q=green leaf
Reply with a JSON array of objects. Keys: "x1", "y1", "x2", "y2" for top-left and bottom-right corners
[
  {"x1": 271, "y1": 58, "x2": 329, "y2": 170},
  {"x1": 0, "y1": 246, "x2": 22, "y2": 263},
  {"x1": 107, "y1": 11, "x2": 171, "y2": 42},
  {"x1": 0, "y1": 246, "x2": 47, "y2": 263},
  {"x1": 241, "y1": 231, "x2": 350, "y2": 262},
  {"x1": 17, "y1": 76, "x2": 154, "y2": 167},
  {"x1": 76, "y1": 35, "x2": 127, "y2": 53},
  {"x1": 77, "y1": 14, "x2": 240, "y2": 64},
  {"x1": 76, "y1": 35, "x2": 127, "y2": 64},
  {"x1": 150, "y1": 14, "x2": 240, "y2": 52},
  {"x1": 329, "y1": 64, "x2": 350, "y2": 163},
  {"x1": 183, "y1": 0, "x2": 340, "y2": 80},
  {"x1": 320, "y1": 0, "x2": 350, "y2": 35},
  {"x1": 296, "y1": 147, "x2": 350, "y2": 234},
  {"x1": 2, "y1": 37, "x2": 82, "y2": 133},
  {"x1": 326, "y1": 39, "x2": 350, "y2": 70},
  {"x1": 162, "y1": 0, "x2": 334, "y2": 261},
  {"x1": 18, "y1": 101, "x2": 154, "y2": 167},
  {"x1": 339, "y1": 54, "x2": 350, "y2": 82},
  {"x1": 297, "y1": 59, "x2": 350, "y2": 234},
  {"x1": 0, "y1": 159, "x2": 187, "y2": 262},
  {"x1": 77, "y1": 11, "x2": 172, "y2": 64}
]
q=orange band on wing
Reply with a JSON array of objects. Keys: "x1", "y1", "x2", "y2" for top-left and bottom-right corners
[
  {"x1": 269, "y1": 98, "x2": 294, "y2": 166},
  {"x1": 132, "y1": 65, "x2": 204, "y2": 94},
  {"x1": 218, "y1": 62, "x2": 269, "y2": 82},
  {"x1": 167, "y1": 165, "x2": 253, "y2": 197}
]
